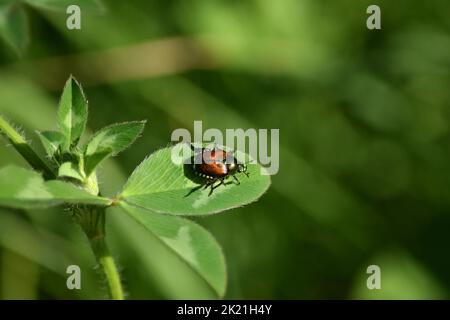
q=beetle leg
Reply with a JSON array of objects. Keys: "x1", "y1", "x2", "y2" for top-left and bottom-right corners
[
  {"x1": 213, "y1": 181, "x2": 221, "y2": 189},
  {"x1": 204, "y1": 178, "x2": 216, "y2": 195},
  {"x1": 214, "y1": 178, "x2": 226, "y2": 188},
  {"x1": 208, "y1": 184, "x2": 215, "y2": 196},
  {"x1": 232, "y1": 175, "x2": 240, "y2": 185},
  {"x1": 208, "y1": 178, "x2": 226, "y2": 196},
  {"x1": 203, "y1": 179, "x2": 213, "y2": 189},
  {"x1": 185, "y1": 185, "x2": 203, "y2": 197}
]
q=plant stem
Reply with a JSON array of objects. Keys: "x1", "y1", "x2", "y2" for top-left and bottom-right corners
[
  {"x1": 90, "y1": 236, "x2": 125, "y2": 300},
  {"x1": 0, "y1": 115, "x2": 123, "y2": 299},
  {"x1": 75, "y1": 206, "x2": 124, "y2": 300},
  {"x1": 0, "y1": 114, "x2": 55, "y2": 179}
]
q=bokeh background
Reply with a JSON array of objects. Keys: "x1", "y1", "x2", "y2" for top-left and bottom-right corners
[{"x1": 1, "y1": 0, "x2": 450, "y2": 299}]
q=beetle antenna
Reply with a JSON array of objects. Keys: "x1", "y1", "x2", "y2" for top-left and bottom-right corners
[{"x1": 190, "y1": 142, "x2": 204, "y2": 153}]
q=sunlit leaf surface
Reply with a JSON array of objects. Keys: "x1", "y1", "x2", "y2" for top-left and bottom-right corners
[
  {"x1": 84, "y1": 121, "x2": 145, "y2": 176},
  {"x1": 57, "y1": 76, "x2": 88, "y2": 150},
  {"x1": 119, "y1": 144, "x2": 271, "y2": 215}
]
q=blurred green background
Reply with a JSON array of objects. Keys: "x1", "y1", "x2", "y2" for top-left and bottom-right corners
[{"x1": 1, "y1": 0, "x2": 450, "y2": 299}]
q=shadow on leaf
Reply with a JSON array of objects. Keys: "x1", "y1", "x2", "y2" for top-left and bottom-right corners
[{"x1": 183, "y1": 156, "x2": 206, "y2": 197}]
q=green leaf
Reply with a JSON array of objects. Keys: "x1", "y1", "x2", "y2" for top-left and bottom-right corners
[
  {"x1": 83, "y1": 148, "x2": 111, "y2": 177},
  {"x1": 0, "y1": 115, "x2": 55, "y2": 179},
  {"x1": 0, "y1": 3, "x2": 29, "y2": 55},
  {"x1": 119, "y1": 143, "x2": 271, "y2": 215},
  {"x1": 45, "y1": 180, "x2": 107, "y2": 205},
  {"x1": 57, "y1": 76, "x2": 88, "y2": 151},
  {"x1": 36, "y1": 130, "x2": 65, "y2": 157},
  {"x1": 24, "y1": 0, "x2": 105, "y2": 13},
  {"x1": 84, "y1": 121, "x2": 146, "y2": 176},
  {"x1": 119, "y1": 202, "x2": 226, "y2": 297},
  {"x1": 0, "y1": 165, "x2": 111, "y2": 208},
  {"x1": 58, "y1": 161, "x2": 84, "y2": 181}
]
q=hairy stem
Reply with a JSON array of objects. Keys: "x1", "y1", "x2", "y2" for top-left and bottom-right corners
[
  {"x1": 90, "y1": 236, "x2": 124, "y2": 300},
  {"x1": 74, "y1": 206, "x2": 124, "y2": 300},
  {"x1": 0, "y1": 115, "x2": 55, "y2": 179}
]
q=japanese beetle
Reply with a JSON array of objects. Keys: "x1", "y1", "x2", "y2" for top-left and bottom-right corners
[{"x1": 190, "y1": 144, "x2": 249, "y2": 196}]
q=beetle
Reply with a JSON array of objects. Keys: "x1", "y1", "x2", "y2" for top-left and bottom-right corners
[{"x1": 190, "y1": 144, "x2": 249, "y2": 196}]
